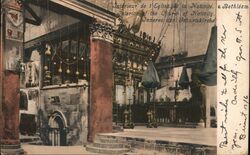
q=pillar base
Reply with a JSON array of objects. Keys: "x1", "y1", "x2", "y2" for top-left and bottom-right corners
[{"x1": 0, "y1": 144, "x2": 25, "y2": 155}]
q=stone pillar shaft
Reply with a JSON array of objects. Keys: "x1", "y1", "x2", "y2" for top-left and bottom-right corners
[
  {"x1": 0, "y1": 0, "x2": 24, "y2": 154},
  {"x1": 88, "y1": 22, "x2": 114, "y2": 142}
]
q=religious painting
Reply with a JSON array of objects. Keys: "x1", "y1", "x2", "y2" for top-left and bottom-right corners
[
  {"x1": 23, "y1": 61, "x2": 39, "y2": 87},
  {"x1": 4, "y1": 40, "x2": 22, "y2": 71},
  {"x1": 5, "y1": 8, "x2": 23, "y2": 41},
  {"x1": 4, "y1": 6, "x2": 23, "y2": 71}
]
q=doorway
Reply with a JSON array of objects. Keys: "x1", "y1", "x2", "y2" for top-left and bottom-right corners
[{"x1": 48, "y1": 111, "x2": 67, "y2": 146}]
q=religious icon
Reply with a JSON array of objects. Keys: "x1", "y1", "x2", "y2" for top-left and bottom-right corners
[{"x1": 5, "y1": 40, "x2": 21, "y2": 71}]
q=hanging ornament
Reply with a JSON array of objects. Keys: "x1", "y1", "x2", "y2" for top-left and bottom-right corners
[
  {"x1": 58, "y1": 61, "x2": 62, "y2": 73},
  {"x1": 66, "y1": 67, "x2": 71, "y2": 74},
  {"x1": 76, "y1": 70, "x2": 79, "y2": 75},
  {"x1": 58, "y1": 67, "x2": 62, "y2": 73},
  {"x1": 127, "y1": 60, "x2": 131, "y2": 67},
  {"x1": 45, "y1": 44, "x2": 51, "y2": 55},
  {"x1": 53, "y1": 62, "x2": 57, "y2": 65},
  {"x1": 83, "y1": 73, "x2": 87, "y2": 78},
  {"x1": 138, "y1": 64, "x2": 142, "y2": 70},
  {"x1": 44, "y1": 65, "x2": 48, "y2": 70},
  {"x1": 21, "y1": 65, "x2": 25, "y2": 73},
  {"x1": 133, "y1": 62, "x2": 137, "y2": 69},
  {"x1": 81, "y1": 57, "x2": 84, "y2": 61}
]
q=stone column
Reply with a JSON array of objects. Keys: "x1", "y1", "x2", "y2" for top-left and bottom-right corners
[
  {"x1": 88, "y1": 22, "x2": 114, "y2": 142},
  {"x1": 200, "y1": 85, "x2": 211, "y2": 128},
  {"x1": 205, "y1": 86, "x2": 211, "y2": 128},
  {"x1": 0, "y1": 0, "x2": 24, "y2": 154}
]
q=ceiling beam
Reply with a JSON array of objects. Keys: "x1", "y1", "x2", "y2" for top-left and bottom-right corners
[
  {"x1": 156, "y1": 54, "x2": 205, "y2": 70},
  {"x1": 49, "y1": 0, "x2": 116, "y2": 25},
  {"x1": 21, "y1": 0, "x2": 42, "y2": 25}
]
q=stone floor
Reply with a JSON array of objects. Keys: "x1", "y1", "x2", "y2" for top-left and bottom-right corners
[
  {"x1": 22, "y1": 144, "x2": 96, "y2": 155},
  {"x1": 22, "y1": 144, "x2": 168, "y2": 155},
  {"x1": 21, "y1": 126, "x2": 217, "y2": 154},
  {"x1": 100, "y1": 126, "x2": 217, "y2": 146}
]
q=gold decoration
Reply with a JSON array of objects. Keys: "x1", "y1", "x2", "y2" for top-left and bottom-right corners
[
  {"x1": 127, "y1": 60, "x2": 131, "y2": 67},
  {"x1": 45, "y1": 71, "x2": 51, "y2": 79},
  {"x1": 66, "y1": 68, "x2": 70, "y2": 74},
  {"x1": 76, "y1": 71, "x2": 79, "y2": 75},
  {"x1": 58, "y1": 67, "x2": 62, "y2": 73},
  {"x1": 83, "y1": 73, "x2": 87, "y2": 78},
  {"x1": 58, "y1": 61, "x2": 62, "y2": 73},
  {"x1": 45, "y1": 44, "x2": 51, "y2": 55},
  {"x1": 133, "y1": 62, "x2": 137, "y2": 68}
]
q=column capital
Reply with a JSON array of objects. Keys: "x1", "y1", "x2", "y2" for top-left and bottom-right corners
[{"x1": 90, "y1": 22, "x2": 115, "y2": 43}]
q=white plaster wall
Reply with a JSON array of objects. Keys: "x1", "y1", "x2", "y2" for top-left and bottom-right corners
[{"x1": 24, "y1": 4, "x2": 79, "y2": 42}]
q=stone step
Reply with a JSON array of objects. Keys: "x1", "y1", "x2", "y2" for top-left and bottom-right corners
[
  {"x1": 86, "y1": 145, "x2": 130, "y2": 155},
  {"x1": 28, "y1": 140, "x2": 43, "y2": 145},
  {"x1": 95, "y1": 135, "x2": 127, "y2": 144},
  {"x1": 20, "y1": 135, "x2": 43, "y2": 145},
  {"x1": 93, "y1": 142, "x2": 129, "y2": 149},
  {"x1": 113, "y1": 125, "x2": 124, "y2": 133},
  {"x1": 97, "y1": 138, "x2": 125, "y2": 144},
  {"x1": 20, "y1": 135, "x2": 41, "y2": 143}
]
